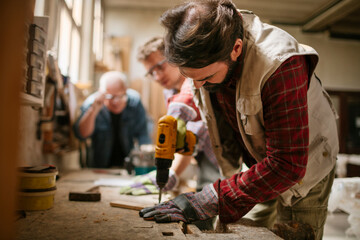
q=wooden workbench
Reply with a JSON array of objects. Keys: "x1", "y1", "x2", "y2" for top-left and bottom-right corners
[{"x1": 15, "y1": 169, "x2": 282, "y2": 239}]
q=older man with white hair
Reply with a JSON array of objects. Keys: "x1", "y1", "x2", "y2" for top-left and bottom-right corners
[{"x1": 74, "y1": 71, "x2": 151, "y2": 168}]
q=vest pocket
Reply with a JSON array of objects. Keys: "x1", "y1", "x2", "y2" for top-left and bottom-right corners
[{"x1": 237, "y1": 95, "x2": 263, "y2": 135}]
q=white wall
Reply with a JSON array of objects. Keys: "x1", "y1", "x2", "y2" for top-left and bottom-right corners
[
  {"x1": 281, "y1": 25, "x2": 360, "y2": 91},
  {"x1": 105, "y1": 7, "x2": 360, "y2": 91},
  {"x1": 104, "y1": 7, "x2": 166, "y2": 82}
]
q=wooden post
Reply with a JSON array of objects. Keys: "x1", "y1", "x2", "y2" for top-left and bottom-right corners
[{"x1": 0, "y1": 0, "x2": 35, "y2": 238}]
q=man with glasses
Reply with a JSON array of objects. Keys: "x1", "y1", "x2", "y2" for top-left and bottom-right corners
[
  {"x1": 74, "y1": 71, "x2": 151, "y2": 168},
  {"x1": 136, "y1": 36, "x2": 221, "y2": 193}
]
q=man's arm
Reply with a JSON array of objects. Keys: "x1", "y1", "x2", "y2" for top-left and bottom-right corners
[
  {"x1": 131, "y1": 94, "x2": 152, "y2": 145},
  {"x1": 77, "y1": 92, "x2": 105, "y2": 138},
  {"x1": 171, "y1": 153, "x2": 193, "y2": 176}
]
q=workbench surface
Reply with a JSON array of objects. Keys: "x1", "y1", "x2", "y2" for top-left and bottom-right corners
[{"x1": 15, "y1": 169, "x2": 282, "y2": 240}]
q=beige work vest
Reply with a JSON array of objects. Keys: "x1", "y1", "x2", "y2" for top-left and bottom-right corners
[{"x1": 193, "y1": 10, "x2": 339, "y2": 206}]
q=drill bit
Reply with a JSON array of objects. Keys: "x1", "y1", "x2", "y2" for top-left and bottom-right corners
[{"x1": 158, "y1": 187, "x2": 162, "y2": 203}]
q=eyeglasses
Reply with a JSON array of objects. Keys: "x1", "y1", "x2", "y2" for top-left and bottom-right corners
[
  {"x1": 104, "y1": 93, "x2": 127, "y2": 103},
  {"x1": 145, "y1": 59, "x2": 167, "y2": 78}
]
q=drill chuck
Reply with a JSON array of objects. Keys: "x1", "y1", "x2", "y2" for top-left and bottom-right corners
[{"x1": 155, "y1": 158, "x2": 173, "y2": 188}]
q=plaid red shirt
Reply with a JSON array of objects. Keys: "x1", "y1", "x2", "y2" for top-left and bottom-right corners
[{"x1": 213, "y1": 55, "x2": 309, "y2": 223}]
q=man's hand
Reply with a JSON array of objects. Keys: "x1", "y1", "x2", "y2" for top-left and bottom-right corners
[
  {"x1": 139, "y1": 184, "x2": 218, "y2": 223},
  {"x1": 119, "y1": 170, "x2": 178, "y2": 195},
  {"x1": 91, "y1": 92, "x2": 106, "y2": 114},
  {"x1": 78, "y1": 92, "x2": 106, "y2": 138}
]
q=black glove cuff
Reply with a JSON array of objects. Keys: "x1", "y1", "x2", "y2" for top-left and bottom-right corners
[{"x1": 173, "y1": 194, "x2": 199, "y2": 222}]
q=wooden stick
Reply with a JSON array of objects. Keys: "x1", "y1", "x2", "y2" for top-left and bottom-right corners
[{"x1": 110, "y1": 200, "x2": 152, "y2": 211}]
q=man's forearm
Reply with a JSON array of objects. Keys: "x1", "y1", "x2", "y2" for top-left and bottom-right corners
[
  {"x1": 78, "y1": 106, "x2": 99, "y2": 138},
  {"x1": 171, "y1": 154, "x2": 193, "y2": 177}
]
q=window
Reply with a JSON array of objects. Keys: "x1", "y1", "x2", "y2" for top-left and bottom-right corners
[
  {"x1": 72, "y1": 0, "x2": 83, "y2": 26},
  {"x1": 58, "y1": 6, "x2": 72, "y2": 76},
  {"x1": 57, "y1": 0, "x2": 82, "y2": 83},
  {"x1": 93, "y1": 0, "x2": 104, "y2": 61},
  {"x1": 37, "y1": 0, "x2": 100, "y2": 85},
  {"x1": 69, "y1": 27, "x2": 80, "y2": 81}
]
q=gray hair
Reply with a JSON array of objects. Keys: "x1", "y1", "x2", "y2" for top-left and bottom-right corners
[{"x1": 99, "y1": 71, "x2": 127, "y2": 92}]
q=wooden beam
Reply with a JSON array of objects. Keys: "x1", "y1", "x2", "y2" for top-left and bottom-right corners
[
  {"x1": 0, "y1": 0, "x2": 35, "y2": 239},
  {"x1": 303, "y1": 0, "x2": 360, "y2": 32}
]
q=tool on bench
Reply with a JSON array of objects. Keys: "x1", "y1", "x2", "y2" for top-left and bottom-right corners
[
  {"x1": 69, "y1": 186, "x2": 101, "y2": 202},
  {"x1": 154, "y1": 115, "x2": 197, "y2": 203}
]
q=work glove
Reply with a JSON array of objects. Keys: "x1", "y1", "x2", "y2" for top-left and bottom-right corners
[
  {"x1": 119, "y1": 170, "x2": 179, "y2": 195},
  {"x1": 139, "y1": 184, "x2": 218, "y2": 223}
]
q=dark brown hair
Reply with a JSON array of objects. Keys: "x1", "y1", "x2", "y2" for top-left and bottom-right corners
[{"x1": 160, "y1": 0, "x2": 243, "y2": 68}]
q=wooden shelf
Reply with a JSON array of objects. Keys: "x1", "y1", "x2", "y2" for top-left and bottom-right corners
[{"x1": 20, "y1": 92, "x2": 44, "y2": 108}]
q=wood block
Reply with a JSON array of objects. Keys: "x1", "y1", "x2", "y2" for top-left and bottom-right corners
[{"x1": 69, "y1": 192, "x2": 101, "y2": 202}]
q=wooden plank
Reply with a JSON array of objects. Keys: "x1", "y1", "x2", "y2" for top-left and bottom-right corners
[{"x1": 110, "y1": 200, "x2": 152, "y2": 211}]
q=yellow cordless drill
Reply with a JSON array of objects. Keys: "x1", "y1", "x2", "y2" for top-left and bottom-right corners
[{"x1": 155, "y1": 115, "x2": 197, "y2": 203}]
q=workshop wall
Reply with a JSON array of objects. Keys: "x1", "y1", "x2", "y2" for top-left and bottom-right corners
[
  {"x1": 18, "y1": 106, "x2": 44, "y2": 166},
  {"x1": 105, "y1": 7, "x2": 360, "y2": 91},
  {"x1": 281, "y1": 25, "x2": 360, "y2": 91},
  {"x1": 104, "y1": 7, "x2": 165, "y2": 82},
  {"x1": 17, "y1": 0, "x2": 87, "y2": 170}
]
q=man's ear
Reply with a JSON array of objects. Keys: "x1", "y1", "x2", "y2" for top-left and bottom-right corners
[{"x1": 230, "y1": 38, "x2": 242, "y2": 61}]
